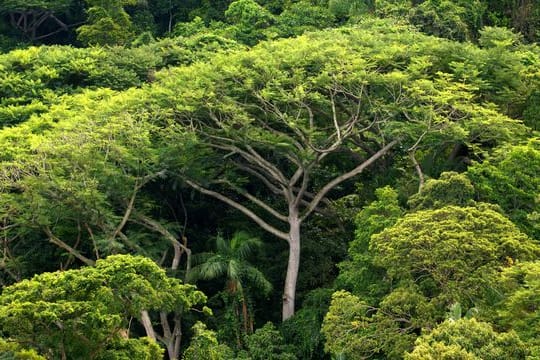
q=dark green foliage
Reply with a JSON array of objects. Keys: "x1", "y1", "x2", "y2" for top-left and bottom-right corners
[
  {"x1": 275, "y1": 1, "x2": 335, "y2": 37},
  {"x1": 408, "y1": 0, "x2": 484, "y2": 41},
  {"x1": 281, "y1": 289, "x2": 333, "y2": 359},
  {"x1": 336, "y1": 186, "x2": 402, "y2": 302}
]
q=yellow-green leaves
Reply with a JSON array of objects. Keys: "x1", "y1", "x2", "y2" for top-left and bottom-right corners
[{"x1": 0, "y1": 255, "x2": 205, "y2": 359}]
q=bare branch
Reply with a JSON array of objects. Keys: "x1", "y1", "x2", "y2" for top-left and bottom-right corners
[
  {"x1": 133, "y1": 214, "x2": 190, "y2": 274},
  {"x1": 140, "y1": 310, "x2": 157, "y2": 341},
  {"x1": 111, "y1": 182, "x2": 138, "y2": 241},
  {"x1": 301, "y1": 139, "x2": 399, "y2": 221},
  {"x1": 214, "y1": 180, "x2": 288, "y2": 222},
  {"x1": 234, "y1": 163, "x2": 282, "y2": 194},
  {"x1": 185, "y1": 180, "x2": 289, "y2": 241},
  {"x1": 44, "y1": 227, "x2": 95, "y2": 266}
]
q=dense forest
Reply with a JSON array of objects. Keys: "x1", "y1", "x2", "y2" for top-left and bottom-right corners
[{"x1": 0, "y1": 0, "x2": 539, "y2": 359}]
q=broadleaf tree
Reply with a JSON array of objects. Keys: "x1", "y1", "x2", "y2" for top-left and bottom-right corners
[{"x1": 157, "y1": 21, "x2": 527, "y2": 320}]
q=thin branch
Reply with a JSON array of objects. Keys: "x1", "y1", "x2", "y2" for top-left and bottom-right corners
[
  {"x1": 234, "y1": 163, "x2": 282, "y2": 195},
  {"x1": 214, "y1": 180, "x2": 288, "y2": 222},
  {"x1": 133, "y1": 214, "x2": 190, "y2": 274},
  {"x1": 185, "y1": 180, "x2": 289, "y2": 241},
  {"x1": 110, "y1": 181, "x2": 138, "y2": 241},
  {"x1": 301, "y1": 139, "x2": 399, "y2": 221},
  {"x1": 44, "y1": 227, "x2": 95, "y2": 266}
]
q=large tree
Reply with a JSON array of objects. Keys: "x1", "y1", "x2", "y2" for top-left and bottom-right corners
[
  {"x1": 0, "y1": 255, "x2": 207, "y2": 359},
  {"x1": 158, "y1": 21, "x2": 526, "y2": 320}
]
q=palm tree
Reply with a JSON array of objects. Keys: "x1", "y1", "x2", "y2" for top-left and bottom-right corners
[{"x1": 188, "y1": 231, "x2": 272, "y2": 342}]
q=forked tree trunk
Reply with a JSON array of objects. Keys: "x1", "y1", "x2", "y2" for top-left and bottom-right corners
[{"x1": 283, "y1": 212, "x2": 301, "y2": 321}]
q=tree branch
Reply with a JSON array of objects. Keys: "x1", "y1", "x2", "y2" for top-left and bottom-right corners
[
  {"x1": 185, "y1": 180, "x2": 289, "y2": 241},
  {"x1": 301, "y1": 139, "x2": 399, "y2": 221},
  {"x1": 140, "y1": 310, "x2": 157, "y2": 341},
  {"x1": 44, "y1": 227, "x2": 95, "y2": 266},
  {"x1": 409, "y1": 150, "x2": 425, "y2": 193},
  {"x1": 132, "y1": 214, "x2": 190, "y2": 274},
  {"x1": 214, "y1": 180, "x2": 288, "y2": 222}
]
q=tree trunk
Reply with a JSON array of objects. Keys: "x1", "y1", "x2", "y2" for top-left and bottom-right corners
[
  {"x1": 282, "y1": 212, "x2": 301, "y2": 321},
  {"x1": 140, "y1": 310, "x2": 156, "y2": 341}
]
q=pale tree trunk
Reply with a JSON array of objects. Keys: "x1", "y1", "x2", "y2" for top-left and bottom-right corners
[
  {"x1": 283, "y1": 211, "x2": 301, "y2": 321},
  {"x1": 140, "y1": 310, "x2": 156, "y2": 340}
]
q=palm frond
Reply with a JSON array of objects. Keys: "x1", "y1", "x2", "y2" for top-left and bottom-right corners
[
  {"x1": 227, "y1": 260, "x2": 241, "y2": 282},
  {"x1": 189, "y1": 256, "x2": 227, "y2": 282},
  {"x1": 215, "y1": 233, "x2": 231, "y2": 255},
  {"x1": 232, "y1": 231, "x2": 263, "y2": 260},
  {"x1": 243, "y1": 265, "x2": 272, "y2": 295}
]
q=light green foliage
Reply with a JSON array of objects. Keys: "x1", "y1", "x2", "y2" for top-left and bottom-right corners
[
  {"x1": 322, "y1": 290, "x2": 392, "y2": 359},
  {"x1": 0, "y1": 34, "x2": 242, "y2": 126},
  {"x1": 405, "y1": 318, "x2": 527, "y2": 360},
  {"x1": 336, "y1": 186, "x2": 402, "y2": 301},
  {"x1": 408, "y1": 171, "x2": 475, "y2": 210},
  {"x1": 371, "y1": 204, "x2": 539, "y2": 305},
  {"x1": 0, "y1": 89, "x2": 168, "y2": 277},
  {"x1": 173, "y1": 16, "x2": 208, "y2": 37},
  {"x1": 497, "y1": 261, "x2": 540, "y2": 356},
  {"x1": 478, "y1": 26, "x2": 523, "y2": 49},
  {"x1": 0, "y1": 255, "x2": 206, "y2": 359},
  {"x1": 182, "y1": 322, "x2": 233, "y2": 360},
  {"x1": 243, "y1": 322, "x2": 296, "y2": 360},
  {"x1": 327, "y1": 204, "x2": 539, "y2": 358},
  {"x1": 467, "y1": 140, "x2": 540, "y2": 239},
  {"x1": 0, "y1": 339, "x2": 46, "y2": 360}
]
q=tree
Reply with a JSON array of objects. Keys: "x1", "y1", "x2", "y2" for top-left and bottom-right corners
[
  {"x1": 371, "y1": 204, "x2": 539, "y2": 306},
  {"x1": 77, "y1": 0, "x2": 137, "y2": 46},
  {"x1": 405, "y1": 318, "x2": 527, "y2": 360},
  {"x1": 0, "y1": 255, "x2": 208, "y2": 359},
  {"x1": 188, "y1": 231, "x2": 272, "y2": 343},
  {"x1": 182, "y1": 322, "x2": 234, "y2": 360},
  {"x1": 0, "y1": 338, "x2": 46, "y2": 360},
  {"x1": 325, "y1": 204, "x2": 539, "y2": 358},
  {"x1": 242, "y1": 322, "x2": 296, "y2": 360},
  {"x1": 336, "y1": 186, "x2": 402, "y2": 302},
  {"x1": 158, "y1": 20, "x2": 528, "y2": 321},
  {"x1": 407, "y1": 171, "x2": 475, "y2": 210},
  {"x1": 224, "y1": 0, "x2": 274, "y2": 45}
]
